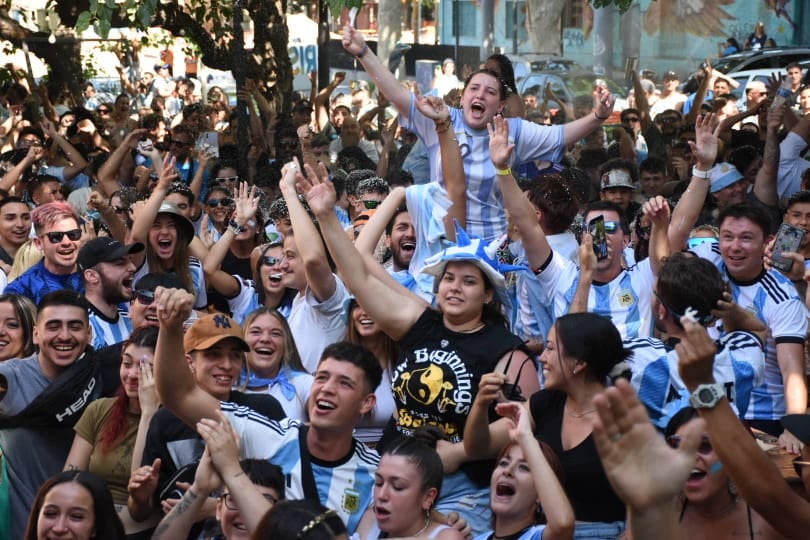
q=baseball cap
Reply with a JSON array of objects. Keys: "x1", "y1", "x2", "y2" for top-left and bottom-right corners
[
  {"x1": 78, "y1": 238, "x2": 144, "y2": 272},
  {"x1": 663, "y1": 71, "x2": 679, "y2": 81},
  {"x1": 332, "y1": 95, "x2": 352, "y2": 112},
  {"x1": 709, "y1": 162, "x2": 744, "y2": 193},
  {"x1": 600, "y1": 169, "x2": 635, "y2": 191},
  {"x1": 183, "y1": 313, "x2": 250, "y2": 354},
  {"x1": 155, "y1": 63, "x2": 171, "y2": 71}
]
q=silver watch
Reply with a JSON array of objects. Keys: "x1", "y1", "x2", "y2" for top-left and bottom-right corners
[{"x1": 689, "y1": 383, "x2": 725, "y2": 409}]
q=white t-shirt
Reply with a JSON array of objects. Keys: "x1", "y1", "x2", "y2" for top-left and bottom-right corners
[{"x1": 287, "y1": 274, "x2": 351, "y2": 373}]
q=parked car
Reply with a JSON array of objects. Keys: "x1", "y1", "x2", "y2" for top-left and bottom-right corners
[
  {"x1": 713, "y1": 47, "x2": 810, "y2": 74},
  {"x1": 516, "y1": 71, "x2": 629, "y2": 122}
]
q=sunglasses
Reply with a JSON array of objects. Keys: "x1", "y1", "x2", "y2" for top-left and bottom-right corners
[
  {"x1": 207, "y1": 198, "x2": 234, "y2": 208},
  {"x1": 666, "y1": 434, "x2": 713, "y2": 455},
  {"x1": 362, "y1": 200, "x2": 381, "y2": 210},
  {"x1": 112, "y1": 206, "x2": 129, "y2": 214},
  {"x1": 687, "y1": 237, "x2": 719, "y2": 249},
  {"x1": 133, "y1": 289, "x2": 155, "y2": 306},
  {"x1": 261, "y1": 255, "x2": 282, "y2": 267},
  {"x1": 623, "y1": 117, "x2": 640, "y2": 123},
  {"x1": 169, "y1": 139, "x2": 192, "y2": 147},
  {"x1": 43, "y1": 229, "x2": 82, "y2": 243},
  {"x1": 602, "y1": 221, "x2": 622, "y2": 234},
  {"x1": 216, "y1": 176, "x2": 239, "y2": 184},
  {"x1": 658, "y1": 117, "x2": 679, "y2": 124},
  {"x1": 97, "y1": 108, "x2": 111, "y2": 114}
]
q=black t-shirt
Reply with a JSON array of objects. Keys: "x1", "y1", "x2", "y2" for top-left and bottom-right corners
[
  {"x1": 530, "y1": 389, "x2": 625, "y2": 522},
  {"x1": 207, "y1": 249, "x2": 253, "y2": 314},
  {"x1": 383, "y1": 308, "x2": 527, "y2": 486}
]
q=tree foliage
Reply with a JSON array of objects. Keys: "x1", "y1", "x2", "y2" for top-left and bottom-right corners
[{"x1": 591, "y1": 0, "x2": 643, "y2": 14}]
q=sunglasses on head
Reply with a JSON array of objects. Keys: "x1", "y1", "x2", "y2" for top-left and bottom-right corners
[
  {"x1": 666, "y1": 434, "x2": 713, "y2": 455},
  {"x1": 362, "y1": 200, "x2": 381, "y2": 210},
  {"x1": 133, "y1": 289, "x2": 155, "y2": 306},
  {"x1": 43, "y1": 229, "x2": 82, "y2": 243},
  {"x1": 687, "y1": 237, "x2": 719, "y2": 249},
  {"x1": 207, "y1": 197, "x2": 234, "y2": 208}
]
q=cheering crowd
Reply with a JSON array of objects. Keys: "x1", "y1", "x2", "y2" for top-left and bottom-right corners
[{"x1": 0, "y1": 21, "x2": 809, "y2": 540}]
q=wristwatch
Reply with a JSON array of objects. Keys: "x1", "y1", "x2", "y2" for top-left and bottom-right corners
[
  {"x1": 228, "y1": 219, "x2": 246, "y2": 234},
  {"x1": 691, "y1": 166, "x2": 713, "y2": 179},
  {"x1": 689, "y1": 383, "x2": 725, "y2": 409}
]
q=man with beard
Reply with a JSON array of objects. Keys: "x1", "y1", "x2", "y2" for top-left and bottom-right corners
[
  {"x1": 5, "y1": 201, "x2": 83, "y2": 304},
  {"x1": 77, "y1": 237, "x2": 145, "y2": 349},
  {"x1": 0, "y1": 196, "x2": 32, "y2": 275},
  {"x1": 0, "y1": 291, "x2": 97, "y2": 538}
]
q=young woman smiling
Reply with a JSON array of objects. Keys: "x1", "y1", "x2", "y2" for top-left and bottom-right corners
[
  {"x1": 298, "y1": 160, "x2": 539, "y2": 536},
  {"x1": 63, "y1": 327, "x2": 161, "y2": 537}
]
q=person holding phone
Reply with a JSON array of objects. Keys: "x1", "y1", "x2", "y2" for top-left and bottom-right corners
[{"x1": 488, "y1": 115, "x2": 668, "y2": 340}]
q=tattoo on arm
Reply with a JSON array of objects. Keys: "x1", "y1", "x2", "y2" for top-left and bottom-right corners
[{"x1": 151, "y1": 488, "x2": 200, "y2": 539}]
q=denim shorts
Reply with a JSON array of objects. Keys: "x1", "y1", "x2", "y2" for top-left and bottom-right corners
[{"x1": 434, "y1": 471, "x2": 492, "y2": 537}]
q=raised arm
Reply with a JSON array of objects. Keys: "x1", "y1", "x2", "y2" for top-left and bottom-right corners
[
  {"x1": 313, "y1": 71, "x2": 345, "y2": 133},
  {"x1": 631, "y1": 71, "x2": 654, "y2": 134},
  {"x1": 279, "y1": 160, "x2": 336, "y2": 302},
  {"x1": 489, "y1": 116, "x2": 551, "y2": 269},
  {"x1": 499, "y1": 402, "x2": 574, "y2": 540},
  {"x1": 677, "y1": 318, "x2": 810, "y2": 537},
  {"x1": 298, "y1": 161, "x2": 427, "y2": 341},
  {"x1": 685, "y1": 62, "x2": 712, "y2": 125},
  {"x1": 644, "y1": 195, "x2": 671, "y2": 276},
  {"x1": 414, "y1": 91, "x2": 466, "y2": 237},
  {"x1": 203, "y1": 182, "x2": 259, "y2": 297},
  {"x1": 668, "y1": 113, "x2": 718, "y2": 252},
  {"x1": 569, "y1": 234, "x2": 595, "y2": 314},
  {"x1": 198, "y1": 413, "x2": 274, "y2": 534},
  {"x1": 127, "y1": 156, "x2": 177, "y2": 268},
  {"x1": 40, "y1": 119, "x2": 88, "y2": 181},
  {"x1": 0, "y1": 144, "x2": 42, "y2": 193},
  {"x1": 341, "y1": 26, "x2": 412, "y2": 115},
  {"x1": 592, "y1": 380, "x2": 704, "y2": 540},
  {"x1": 97, "y1": 128, "x2": 148, "y2": 196},
  {"x1": 752, "y1": 106, "x2": 783, "y2": 207},
  {"x1": 153, "y1": 286, "x2": 220, "y2": 427},
  {"x1": 562, "y1": 85, "x2": 615, "y2": 147}
]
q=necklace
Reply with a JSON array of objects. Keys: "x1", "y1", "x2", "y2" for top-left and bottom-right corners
[
  {"x1": 411, "y1": 513, "x2": 431, "y2": 537},
  {"x1": 565, "y1": 406, "x2": 596, "y2": 418}
]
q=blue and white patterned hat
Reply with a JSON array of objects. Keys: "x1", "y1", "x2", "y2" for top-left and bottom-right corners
[
  {"x1": 420, "y1": 223, "x2": 525, "y2": 307},
  {"x1": 710, "y1": 162, "x2": 744, "y2": 193}
]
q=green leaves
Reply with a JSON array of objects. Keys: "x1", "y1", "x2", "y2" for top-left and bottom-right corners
[
  {"x1": 326, "y1": 0, "x2": 364, "y2": 18},
  {"x1": 75, "y1": 11, "x2": 92, "y2": 34}
]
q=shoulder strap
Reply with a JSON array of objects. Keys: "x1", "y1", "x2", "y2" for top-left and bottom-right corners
[{"x1": 297, "y1": 425, "x2": 320, "y2": 502}]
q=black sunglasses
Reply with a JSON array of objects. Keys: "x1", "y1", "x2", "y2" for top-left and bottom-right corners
[
  {"x1": 169, "y1": 139, "x2": 192, "y2": 147},
  {"x1": 112, "y1": 206, "x2": 129, "y2": 214},
  {"x1": 623, "y1": 117, "x2": 640, "y2": 122},
  {"x1": 133, "y1": 289, "x2": 155, "y2": 306},
  {"x1": 207, "y1": 198, "x2": 234, "y2": 208},
  {"x1": 362, "y1": 200, "x2": 381, "y2": 210},
  {"x1": 97, "y1": 108, "x2": 111, "y2": 114},
  {"x1": 43, "y1": 229, "x2": 82, "y2": 243},
  {"x1": 262, "y1": 255, "x2": 282, "y2": 267}
]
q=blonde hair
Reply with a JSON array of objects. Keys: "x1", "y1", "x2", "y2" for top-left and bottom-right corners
[{"x1": 8, "y1": 239, "x2": 43, "y2": 283}]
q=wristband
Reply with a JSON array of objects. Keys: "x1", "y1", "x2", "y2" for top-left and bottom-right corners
[
  {"x1": 434, "y1": 118, "x2": 452, "y2": 134},
  {"x1": 355, "y1": 44, "x2": 369, "y2": 59},
  {"x1": 593, "y1": 111, "x2": 609, "y2": 121},
  {"x1": 228, "y1": 219, "x2": 246, "y2": 234},
  {"x1": 691, "y1": 166, "x2": 713, "y2": 179},
  {"x1": 495, "y1": 167, "x2": 512, "y2": 176}
]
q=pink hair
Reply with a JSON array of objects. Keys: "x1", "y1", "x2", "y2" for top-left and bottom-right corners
[{"x1": 31, "y1": 201, "x2": 79, "y2": 234}]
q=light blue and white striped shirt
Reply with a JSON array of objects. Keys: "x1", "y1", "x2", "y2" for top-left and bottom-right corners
[{"x1": 402, "y1": 96, "x2": 564, "y2": 242}]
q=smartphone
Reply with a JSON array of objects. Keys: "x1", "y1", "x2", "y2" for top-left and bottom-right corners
[
  {"x1": 196, "y1": 131, "x2": 219, "y2": 158},
  {"x1": 772, "y1": 222, "x2": 805, "y2": 272},
  {"x1": 589, "y1": 215, "x2": 609, "y2": 261}
]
